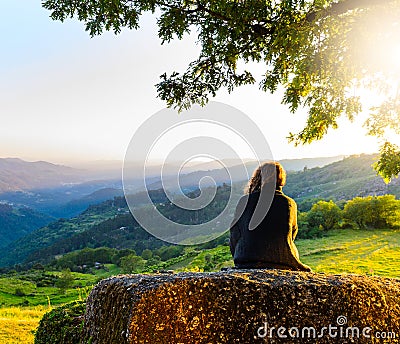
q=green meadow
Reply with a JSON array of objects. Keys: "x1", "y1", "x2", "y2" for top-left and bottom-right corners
[
  {"x1": 299, "y1": 229, "x2": 400, "y2": 278},
  {"x1": 173, "y1": 229, "x2": 400, "y2": 279}
]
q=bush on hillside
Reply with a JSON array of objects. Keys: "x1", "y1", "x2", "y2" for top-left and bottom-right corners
[
  {"x1": 344, "y1": 195, "x2": 400, "y2": 229},
  {"x1": 306, "y1": 200, "x2": 342, "y2": 231},
  {"x1": 34, "y1": 301, "x2": 86, "y2": 344}
]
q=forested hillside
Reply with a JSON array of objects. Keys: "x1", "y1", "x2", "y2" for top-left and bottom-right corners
[
  {"x1": 284, "y1": 154, "x2": 400, "y2": 204},
  {"x1": 0, "y1": 204, "x2": 54, "y2": 248},
  {"x1": 49, "y1": 187, "x2": 123, "y2": 218},
  {"x1": 0, "y1": 186, "x2": 231, "y2": 267},
  {"x1": 0, "y1": 200, "x2": 124, "y2": 267}
]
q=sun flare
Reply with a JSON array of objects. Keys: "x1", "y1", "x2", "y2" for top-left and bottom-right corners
[{"x1": 351, "y1": 8, "x2": 400, "y2": 82}]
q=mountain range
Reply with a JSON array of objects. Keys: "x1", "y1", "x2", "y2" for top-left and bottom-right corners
[
  {"x1": 0, "y1": 158, "x2": 83, "y2": 193},
  {"x1": 0, "y1": 156, "x2": 343, "y2": 194},
  {"x1": 145, "y1": 156, "x2": 345, "y2": 192}
]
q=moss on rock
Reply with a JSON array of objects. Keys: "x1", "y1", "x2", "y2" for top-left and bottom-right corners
[
  {"x1": 81, "y1": 270, "x2": 399, "y2": 344},
  {"x1": 34, "y1": 300, "x2": 86, "y2": 344}
]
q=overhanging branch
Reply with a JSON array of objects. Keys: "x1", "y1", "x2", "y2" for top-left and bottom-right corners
[{"x1": 306, "y1": 0, "x2": 397, "y2": 22}]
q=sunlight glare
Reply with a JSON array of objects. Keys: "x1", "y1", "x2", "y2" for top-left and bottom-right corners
[{"x1": 353, "y1": 9, "x2": 400, "y2": 82}]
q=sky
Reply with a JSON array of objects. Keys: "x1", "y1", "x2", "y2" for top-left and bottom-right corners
[{"x1": 0, "y1": 1, "x2": 381, "y2": 165}]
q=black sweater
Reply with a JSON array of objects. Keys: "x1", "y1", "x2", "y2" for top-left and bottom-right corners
[{"x1": 229, "y1": 188, "x2": 311, "y2": 271}]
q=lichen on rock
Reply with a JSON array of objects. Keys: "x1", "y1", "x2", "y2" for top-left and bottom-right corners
[{"x1": 80, "y1": 270, "x2": 399, "y2": 344}]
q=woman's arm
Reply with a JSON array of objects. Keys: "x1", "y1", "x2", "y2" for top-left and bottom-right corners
[
  {"x1": 289, "y1": 200, "x2": 312, "y2": 272},
  {"x1": 229, "y1": 197, "x2": 246, "y2": 257},
  {"x1": 288, "y1": 200, "x2": 298, "y2": 241},
  {"x1": 229, "y1": 221, "x2": 240, "y2": 257}
]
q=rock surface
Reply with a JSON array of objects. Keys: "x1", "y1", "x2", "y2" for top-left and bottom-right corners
[{"x1": 82, "y1": 270, "x2": 400, "y2": 343}]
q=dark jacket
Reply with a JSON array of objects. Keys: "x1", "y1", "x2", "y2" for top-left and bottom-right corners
[{"x1": 229, "y1": 188, "x2": 311, "y2": 271}]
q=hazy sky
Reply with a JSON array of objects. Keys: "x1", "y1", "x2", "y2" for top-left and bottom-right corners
[{"x1": 0, "y1": 1, "x2": 380, "y2": 165}]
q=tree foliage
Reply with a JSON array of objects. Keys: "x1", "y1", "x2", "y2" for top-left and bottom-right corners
[
  {"x1": 141, "y1": 248, "x2": 153, "y2": 260},
  {"x1": 42, "y1": 0, "x2": 400, "y2": 180},
  {"x1": 300, "y1": 194, "x2": 400, "y2": 232},
  {"x1": 55, "y1": 268, "x2": 74, "y2": 293},
  {"x1": 306, "y1": 200, "x2": 342, "y2": 230},
  {"x1": 120, "y1": 254, "x2": 146, "y2": 273},
  {"x1": 343, "y1": 194, "x2": 400, "y2": 229},
  {"x1": 35, "y1": 300, "x2": 86, "y2": 344}
]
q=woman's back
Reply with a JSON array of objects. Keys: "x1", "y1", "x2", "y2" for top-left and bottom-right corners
[{"x1": 229, "y1": 162, "x2": 311, "y2": 271}]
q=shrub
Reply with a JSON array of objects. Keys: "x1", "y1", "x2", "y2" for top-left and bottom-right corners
[
  {"x1": 14, "y1": 288, "x2": 26, "y2": 297},
  {"x1": 344, "y1": 195, "x2": 400, "y2": 229},
  {"x1": 55, "y1": 269, "x2": 74, "y2": 293},
  {"x1": 120, "y1": 255, "x2": 145, "y2": 273},
  {"x1": 141, "y1": 249, "x2": 153, "y2": 260},
  {"x1": 34, "y1": 301, "x2": 86, "y2": 344},
  {"x1": 306, "y1": 200, "x2": 342, "y2": 231}
]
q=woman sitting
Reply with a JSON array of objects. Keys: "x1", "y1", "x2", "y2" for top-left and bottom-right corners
[{"x1": 229, "y1": 161, "x2": 311, "y2": 271}]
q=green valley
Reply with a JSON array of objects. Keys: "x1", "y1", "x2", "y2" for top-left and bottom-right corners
[{"x1": 1, "y1": 154, "x2": 400, "y2": 343}]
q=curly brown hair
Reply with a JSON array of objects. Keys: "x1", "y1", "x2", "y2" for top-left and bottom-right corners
[{"x1": 245, "y1": 161, "x2": 286, "y2": 194}]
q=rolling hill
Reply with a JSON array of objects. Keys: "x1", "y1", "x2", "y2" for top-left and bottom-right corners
[
  {"x1": 0, "y1": 199, "x2": 125, "y2": 267},
  {"x1": 0, "y1": 203, "x2": 54, "y2": 249},
  {"x1": 145, "y1": 156, "x2": 344, "y2": 191},
  {"x1": 0, "y1": 185, "x2": 231, "y2": 267},
  {"x1": 284, "y1": 154, "x2": 400, "y2": 202},
  {"x1": 0, "y1": 158, "x2": 85, "y2": 193},
  {"x1": 48, "y1": 187, "x2": 124, "y2": 218}
]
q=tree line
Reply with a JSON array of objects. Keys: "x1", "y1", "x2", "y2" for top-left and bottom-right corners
[{"x1": 298, "y1": 194, "x2": 400, "y2": 238}]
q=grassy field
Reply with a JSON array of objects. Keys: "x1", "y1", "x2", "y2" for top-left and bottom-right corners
[
  {"x1": 0, "y1": 271, "x2": 96, "y2": 344},
  {"x1": 172, "y1": 228, "x2": 400, "y2": 278},
  {"x1": 299, "y1": 229, "x2": 400, "y2": 278},
  {"x1": 0, "y1": 306, "x2": 49, "y2": 344},
  {"x1": 0, "y1": 271, "x2": 97, "y2": 308},
  {"x1": 0, "y1": 228, "x2": 399, "y2": 344}
]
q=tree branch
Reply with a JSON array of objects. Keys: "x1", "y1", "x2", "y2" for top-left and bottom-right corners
[{"x1": 306, "y1": 0, "x2": 397, "y2": 22}]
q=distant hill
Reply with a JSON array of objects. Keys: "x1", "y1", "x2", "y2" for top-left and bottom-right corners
[
  {"x1": 0, "y1": 158, "x2": 85, "y2": 193},
  {"x1": 146, "y1": 156, "x2": 344, "y2": 192},
  {"x1": 279, "y1": 155, "x2": 344, "y2": 171},
  {"x1": 0, "y1": 155, "x2": 343, "y2": 213},
  {"x1": 0, "y1": 156, "x2": 343, "y2": 195},
  {"x1": 0, "y1": 180, "x2": 123, "y2": 218},
  {"x1": 284, "y1": 154, "x2": 400, "y2": 202},
  {"x1": 0, "y1": 203, "x2": 54, "y2": 249},
  {"x1": 146, "y1": 162, "x2": 257, "y2": 191},
  {"x1": 0, "y1": 158, "x2": 125, "y2": 217},
  {"x1": 49, "y1": 187, "x2": 124, "y2": 218},
  {"x1": 0, "y1": 194, "x2": 168, "y2": 267},
  {"x1": 0, "y1": 185, "x2": 231, "y2": 267}
]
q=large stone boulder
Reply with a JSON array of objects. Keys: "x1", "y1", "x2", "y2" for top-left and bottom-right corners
[{"x1": 82, "y1": 270, "x2": 399, "y2": 343}]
